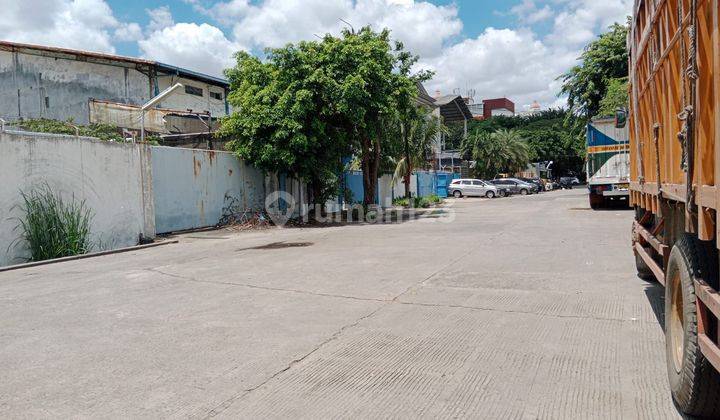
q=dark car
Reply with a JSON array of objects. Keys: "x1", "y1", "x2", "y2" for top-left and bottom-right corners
[
  {"x1": 519, "y1": 177, "x2": 544, "y2": 192},
  {"x1": 496, "y1": 187, "x2": 513, "y2": 198},
  {"x1": 559, "y1": 177, "x2": 580, "y2": 189},
  {"x1": 489, "y1": 178, "x2": 537, "y2": 195},
  {"x1": 490, "y1": 184, "x2": 514, "y2": 197}
]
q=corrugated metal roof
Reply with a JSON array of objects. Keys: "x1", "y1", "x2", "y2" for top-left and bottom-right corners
[
  {"x1": 434, "y1": 95, "x2": 473, "y2": 122},
  {"x1": 0, "y1": 40, "x2": 154, "y2": 66},
  {"x1": 0, "y1": 40, "x2": 229, "y2": 87},
  {"x1": 415, "y1": 82, "x2": 436, "y2": 108},
  {"x1": 155, "y1": 63, "x2": 229, "y2": 87}
]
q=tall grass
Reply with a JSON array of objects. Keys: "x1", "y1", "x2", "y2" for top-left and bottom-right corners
[{"x1": 13, "y1": 185, "x2": 93, "y2": 262}]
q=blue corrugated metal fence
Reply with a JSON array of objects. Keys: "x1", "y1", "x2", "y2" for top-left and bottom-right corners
[{"x1": 342, "y1": 170, "x2": 458, "y2": 204}]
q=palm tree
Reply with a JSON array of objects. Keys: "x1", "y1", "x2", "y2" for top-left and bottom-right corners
[
  {"x1": 470, "y1": 128, "x2": 530, "y2": 179},
  {"x1": 392, "y1": 110, "x2": 446, "y2": 198}
]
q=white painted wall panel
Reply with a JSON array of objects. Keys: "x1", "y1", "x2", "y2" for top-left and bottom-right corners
[{"x1": 0, "y1": 131, "x2": 154, "y2": 266}]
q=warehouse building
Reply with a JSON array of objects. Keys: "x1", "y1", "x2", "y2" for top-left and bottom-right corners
[{"x1": 0, "y1": 41, "x2": 230, "y2": 141}]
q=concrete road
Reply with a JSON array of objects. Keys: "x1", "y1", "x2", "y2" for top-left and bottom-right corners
[{"x1": 0, "y1": 189, "x2": 680, "y2": 419}]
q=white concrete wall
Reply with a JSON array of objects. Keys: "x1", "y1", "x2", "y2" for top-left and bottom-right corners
[
  {"x1": 151, "y1": 147, "x2": 265, "y2": 233},
  {"x1": 378, "y1": 175, "x2": 394, "y2": 207},
  {"x1": 0, "y1": 131, "x2": 155, "y2": 266},
  {"x1": 0, "y1": 50, "x2": 151, "y2": 124},
  {"x1": 391, "y1": 175, "x2": 417, "y2": 200},
  {"x1": 156, "y1": 75, "x2": 228, "y2": 117}
]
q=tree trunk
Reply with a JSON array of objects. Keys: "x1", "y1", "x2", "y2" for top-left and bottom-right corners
[
  {"x1": 402, "y1": 122, "x2": 412, "y2": 199},
  {"x1": 371, "y1": 137, "x2": 380, "y2": 200},
  {"x1": 361, "y1": 136, "x2": 380, "y2": 206},
  {"x1": 404, "y1": 172, "x2": 411, "y2": 199},
  {"x1": 310, "y1": 177, "x2": 324, "y2": 213}
]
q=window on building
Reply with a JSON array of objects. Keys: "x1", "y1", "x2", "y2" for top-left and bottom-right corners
[
  {"x1": 209, "y1": 91, "x2": 223, "y2": 101},
  {"x1": 184, "y1": 85, "x2": 203, "y2": 97}
]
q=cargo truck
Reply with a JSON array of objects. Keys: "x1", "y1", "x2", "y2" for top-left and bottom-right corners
[
  {"x1": 587, "y1": 117, "x2": 631, "y2": 209},
  {"x1": 627, "y1": 0, "x2": 720, "y2": 416}
]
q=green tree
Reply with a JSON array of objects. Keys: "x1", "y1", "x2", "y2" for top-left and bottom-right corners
[
  {"x1": 598, "y1": 77, "x2": 629, "y2": 117},
  {"x1": 220, "y1": 45, "x2": 350, "y2": 204},
  {"x1": 390, "y1": 42, "x2": 435, "y2": 199},
  {"x1": 321, "y1": 27, "x2": 414, "y2": 205},
  {"x1": 221, "y1": 27, "x2": 428, "y2": 206},
  {"x1": 467, "y1": 129, "x2": 531, "y2": 179},
  {"x1": 559, "y1": 22, "x2": 629, "y2": 119},
  {"x1": 461, "y1": 109, "x2": 585, "y2": 177},
  {"x1": 391, "y1": 110, "x2": 446, "y2": 198}
]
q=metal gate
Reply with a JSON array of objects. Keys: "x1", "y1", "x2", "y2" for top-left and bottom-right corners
[{"x1": 436, "y1": 172, "x2": 458, "y2": 197}]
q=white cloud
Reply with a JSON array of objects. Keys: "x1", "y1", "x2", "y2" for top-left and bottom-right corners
[
  {"x1": 418, "y1": 28, "x2": 577, "y2": 110},
  {"x1": 0, "y1": 0, "x2": 121, "y2": 53},
  {"x1": 546, "y1": 0, "x2": 633, "y2": 48},
  {"x1": 203, "y1": 0, "x2": 462, "y2": 59},
  {"x1": 511, "y1": 0, "x2": 553, "y2": 24},
  {"x1": 419, "y1": 0, "x2": 632, "y2": 110},
  {"x1": 146, "y1": 6, "x2": 174, "y2": 32},
  {"x1": 0, "y1": 0, "x2": 633, "y2": 110},
  {"x1": 114, "y1": 22, "x2": 143, "y2": 42},
  {"x1": 138, "y1": 22, "x2": 243, "y2": 78}
]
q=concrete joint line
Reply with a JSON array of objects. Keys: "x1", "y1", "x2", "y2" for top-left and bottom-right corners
[
  {"x1": 147, "y1": 268, "x2": 651, "y2": 324},
  {"x1": 202, "y1": 304, "x2": 386, "y2": 418}
]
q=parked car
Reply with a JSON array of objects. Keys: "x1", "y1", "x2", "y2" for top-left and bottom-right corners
[
  {"x1": 489, "y1": 178, "x2": 537, "y2": 195},
  {"x1": 448, "y1": 179, "x2": 499, "y2": 198},
  {"x1": 559, "y1": 176, "x2": 580, "y2": 189},
  {"x1": 494, "y1": 185, "x2": 514, "y2": 197},
  {"x1": 519, "y1": 177, "x2": 544, "y2": 192}
]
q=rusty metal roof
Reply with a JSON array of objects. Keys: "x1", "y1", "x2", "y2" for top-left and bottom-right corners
[
  {"x1": 0, "y1": 40, "x2": 154, "y2": 66},
  {"x1": 0, "y1": 40, "x2": 229, "y2": 87}
]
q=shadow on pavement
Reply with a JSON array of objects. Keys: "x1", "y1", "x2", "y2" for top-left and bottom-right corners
[{"x1": 643, "y1": 280, "x2": 666, "y2": 331}]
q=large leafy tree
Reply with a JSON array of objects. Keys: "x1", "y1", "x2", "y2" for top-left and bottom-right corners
[
  {"x1": 221, "y1": 27, "x2": 419, "y2": 206},
  {"x1": 560, "y1": 22, "x2": 629, "y2": 119},
  {"x1": 219, "y1": 45, "x2": 350, "y2": 204},
  {"x1": 321, "y1": 27, "x2": 413, "y2": 205}
]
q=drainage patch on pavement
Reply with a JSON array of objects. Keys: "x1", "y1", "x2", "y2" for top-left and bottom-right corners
[{"x1": 237, "y1": 241, "x2": 314, "y2": 251}]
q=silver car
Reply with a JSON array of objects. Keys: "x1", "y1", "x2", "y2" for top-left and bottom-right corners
[{"x1": 449, "y1": 179, "x2": 499, "y2": 198}]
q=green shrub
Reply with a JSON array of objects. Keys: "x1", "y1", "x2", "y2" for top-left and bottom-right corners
[
  {"x1": 413, "y1": 197, "x2": 430, "y2": 208},
  {"x1": 13, "y1": 185, "x2": 93, "y2": 262},
  {"x1": 10, "y1": 118, "x2": 127, "y2": 142},
  {"x1": 393, "y1": 195, "x2": 442, "y2": 208},
  {"x1": 393, "y1": 197, "x2": 409, "y2": 207},
  {"x1": 426, "y1": 194, "x2": 443, "y2": 204}
]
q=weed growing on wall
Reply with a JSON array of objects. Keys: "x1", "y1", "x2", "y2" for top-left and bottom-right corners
[
  {"x1": 7, "y1": 118, "x2": 163, "y2": 143},
  {"x1": 12, "y1": 184, "x2": 93, "y2": 262}
]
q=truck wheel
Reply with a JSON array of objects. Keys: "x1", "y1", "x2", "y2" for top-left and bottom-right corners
[
  {"x1": 665, "y1": 234, "x2": 720, "y2": 417},
  {"x1": 589, "y1": 193, "x2": 604, "y2": 209},
  {"x1": 634, "y1": 248, "x2": 655, "y2": 281}
]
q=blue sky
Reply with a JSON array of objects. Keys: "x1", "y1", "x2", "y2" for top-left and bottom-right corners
[
  {"x1": 1, "y1": 0, "x2": 633, "y2": 108},
  {"x1": 109, "y1": 0, "x2": 547, "y2": 57}
]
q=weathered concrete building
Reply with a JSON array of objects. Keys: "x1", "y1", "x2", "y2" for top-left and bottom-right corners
[{"x1": 0, "y1": 41, "x2": 230, "y2": 134}]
